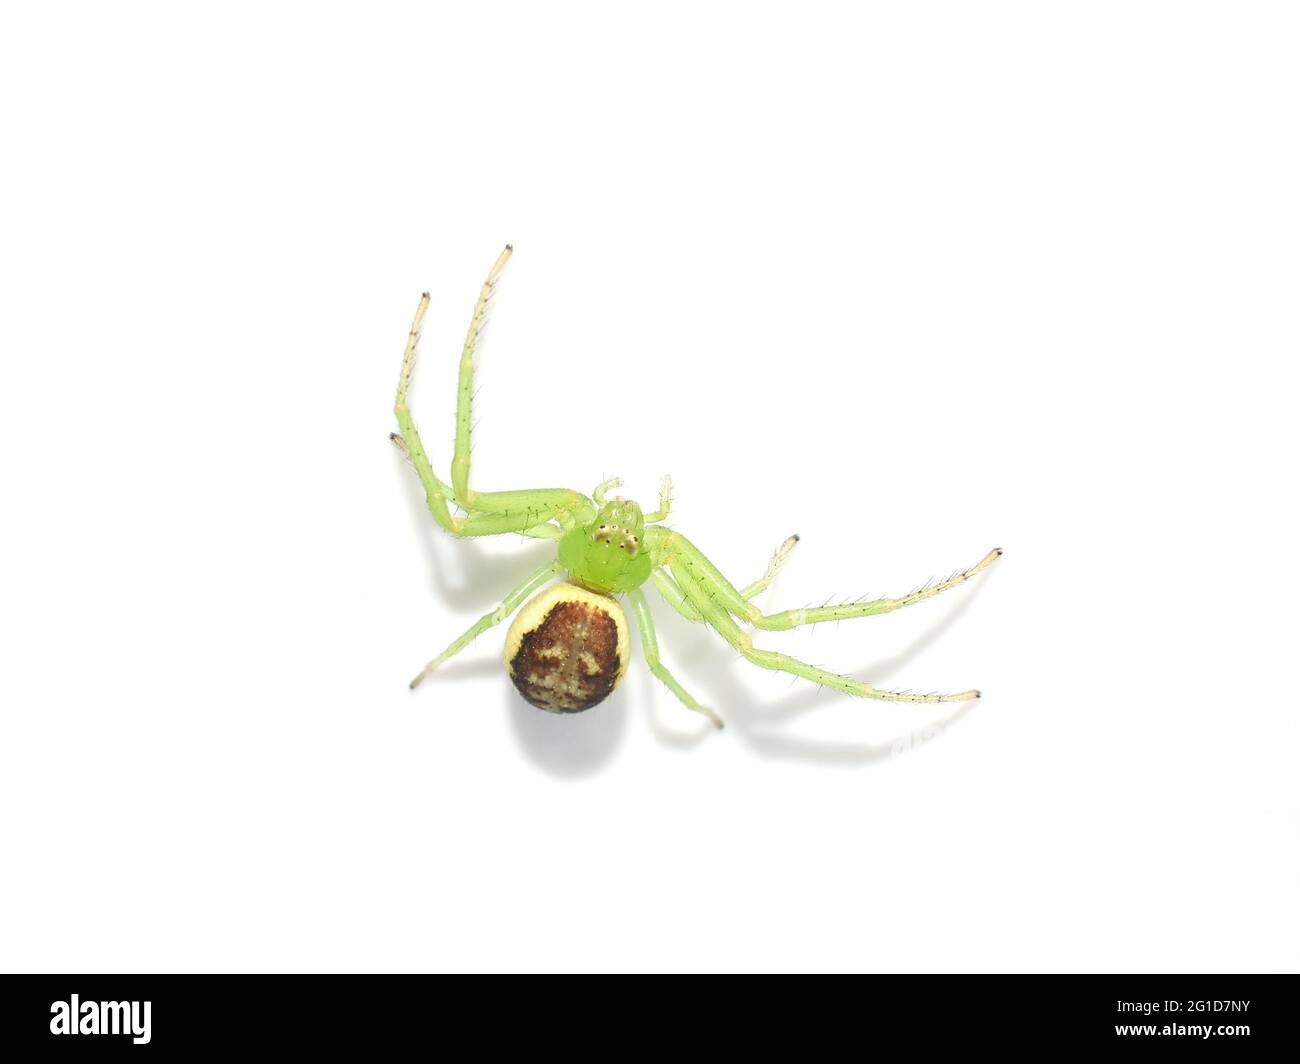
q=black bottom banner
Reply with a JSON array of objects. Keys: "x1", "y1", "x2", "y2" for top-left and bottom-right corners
[{"x1": 0, "y1": 974, "x2": 1293, "y2": 1053}]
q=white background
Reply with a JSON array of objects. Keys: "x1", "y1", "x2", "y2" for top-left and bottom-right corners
[{"x1": 2, "y1": 2, "x2": 1297, "y2": 974}]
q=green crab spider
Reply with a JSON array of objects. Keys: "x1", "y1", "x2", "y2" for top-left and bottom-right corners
[{"x1": 393, "y1": 246, "x2": 1000, "y2": 729}]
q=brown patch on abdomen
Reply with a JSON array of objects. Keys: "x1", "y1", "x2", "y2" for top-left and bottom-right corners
[{"x1": 508, "y1": 600, "x2": 623, "y2": 713}]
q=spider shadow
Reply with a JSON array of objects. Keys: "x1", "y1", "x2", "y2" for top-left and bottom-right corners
[
  {"x1": 646, "y1": 561, "x2": 1000, "y2": 765},
  {"x1": 505, "y1": 678, "x2": 630, "y2": 780}
]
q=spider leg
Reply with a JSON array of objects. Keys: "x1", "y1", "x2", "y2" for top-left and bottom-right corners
[
  {"x1": 649, "y1": 527, "x2": 996, "y2": 630},
  {"x1": 650, "y1": 568, "x2": 701, "y2": 622},
  {"x1": 394, "y1": 293, "x2": 462, "y2": 533},
  {"x1": 390, "y1": 429, "x2": 587, "y2": 536},
  {"x1": 409, "y1": 561, "x2": 562, "y2": 689},
  {"x1": 650, "y1": 533, "x2": 799, "y2": 623},
  {"x1": 591, "y1": 474, "x2": 669, "y2": 521},
  {"x1": 452, "y1": 245, "x2": 511, "y2": 507},
  {"x1": 740, "y1": 533, "x2": 800, "y2": 599},
  {"x1": 627, "y1": 588, "x2": 722, "y2": 728},
  {"x1": 750, "y1": 548, "x2": 1002, "y2": 631},
  {"x1": 666, "y1": 546, "x2": 980, "y2": 704},
  {"x1": 642, "y1": 476, "x2": 673, "y2": 523},
  {"x1": 592, "y1": 477, "x2": 623, "y2": 504},
  {"x1": 392, "y1": 290, "x2": 594, "y2": 538},
  {"x1": 447, "y1": 488, "x2": 593, "y2": 534},
  {"x1": 644, "y1": 527, "x2": 751, "y2": 617}
]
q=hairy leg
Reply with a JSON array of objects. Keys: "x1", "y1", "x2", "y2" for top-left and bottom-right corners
[
  {"x1": 392, "y1": 290, "x2": 594, "y2": 537},
  {"x1": 390, "y1": 433, "x2": 576, "y2": 537},
  {"x1": 447, "y1": 488, "x2": 593, "y2": 532},
  {"x1": 627, "y1": 589, "x2": 722, "y2": 728},
  {"x1": 394, "y1": 293, "x2": 461, "y2": 532},
  {"x1": 645, "y1": 527, "x2": 751, "y2": 618},
  {"x1": 650, "y1": 525, "x2": 997, "y2": 631},
  {"x1": 650, "y1": 533, "x2": 799, "y2": 624},
  {"x1": 669, "y1": 552, "x2": 980, "y2": 704},
  {"x1": 409, "y1": 561, "x2": 562, "y2": 689},
  {"x1": 391, "y1": 430, "x2": 588, "y2": 536},
  {"x1": 592, "y1": 477, "x2": 623, "y2": 504},
  {"x1": 452, "y1": 245, "x2": 512, "y2": 506},
  {"x1": 643, "y1": 476, "x2": 673, "y2": 523},
  {"x1": 751, "y1": 548, "x2": 1002, "y2": 631},
  {"x1": 650, "y1": 568, "x2": 699, "y2": 622},
  {"x1": 740, "y1": 534, "x2": 800, "y2": 599}
]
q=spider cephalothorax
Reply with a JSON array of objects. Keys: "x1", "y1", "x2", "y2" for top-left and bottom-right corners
[
  {"x1": 559, "y1": 499, "x2": 652, "y2": 595},
  {"x1": 393, "y1": 246, "x2": 1000, "y2": 729}
]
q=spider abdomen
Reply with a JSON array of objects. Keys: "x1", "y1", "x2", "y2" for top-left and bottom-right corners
[{"x1": 504, "y1": 583, "x2": 630, "y2": 713}]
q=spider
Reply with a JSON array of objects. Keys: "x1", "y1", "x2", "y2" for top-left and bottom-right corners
[{"x1": 392, "y1": 246, "x2": 1000, "y2": 728}]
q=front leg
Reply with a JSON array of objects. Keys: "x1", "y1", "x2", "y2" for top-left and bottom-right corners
[
  {"x1": 452, "y1": 245, "x2": 513, "y2": 507},
  {"x1": 394, "y1": 293, "x2": 461, "y2": 534},
  {"x1": 392, "y1": 289, "x2": 594, "y2": 538}
]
